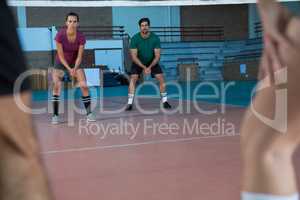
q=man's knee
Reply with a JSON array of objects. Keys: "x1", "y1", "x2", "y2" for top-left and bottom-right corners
[{"x1": 130, "y1": 75, "x2": 139, "y2": 84}]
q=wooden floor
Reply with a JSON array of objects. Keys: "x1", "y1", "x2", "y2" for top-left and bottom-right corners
[{"x1": 33, "y1": 97, "x2": 300, "y2": 200}]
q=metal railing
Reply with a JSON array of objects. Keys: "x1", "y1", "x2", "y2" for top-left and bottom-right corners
[
  {"x1": 254, "y1": 22, "x2": 262, "y2": 38},
  {"x1": 56, "y1": 26, "x2": 129, "y2": 39},
  {"x1": 151, "y1": 26, "x2": 225, "y2": 42}
]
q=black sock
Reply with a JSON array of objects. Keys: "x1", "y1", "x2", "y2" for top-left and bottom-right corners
[
  {"x1": 52, "y1": 95, "x2": 60, "y2": 116},
  {"x1": 82, "y1": 95, "x2": 91, "y2": 115}
]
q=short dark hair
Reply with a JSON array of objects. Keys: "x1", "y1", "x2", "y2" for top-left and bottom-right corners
[
  {"x1": 138, "y1": 18, "x2": 150, "y2": 26},
  {"x1": 65, "y1": 12, "x2": 79, "y2": 22}
]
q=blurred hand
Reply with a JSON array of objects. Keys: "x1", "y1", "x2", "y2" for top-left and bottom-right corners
[
  {"x1": 144, "y1": 68, "x2": 151, "y2": 75},
  {"x1": 70, "y1": 68, "x2": 76, "y2": 77},
  {"x1": 258, "y1": 0, "x2": 291, "y2": 43}
]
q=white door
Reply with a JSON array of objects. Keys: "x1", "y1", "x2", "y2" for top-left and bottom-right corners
[
  {"x1": 94, "y1": 49, "x2": 123, "y2": 72},
  {"x1": 84, "y1": 68, "x2": 100, "y2": 86}
]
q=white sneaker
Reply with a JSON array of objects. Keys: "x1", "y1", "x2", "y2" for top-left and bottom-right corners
[
  {"x1": 87, "y1": 112, "x2": 96, "y2": 122},
  {"x1": 51, "y1": 115, "x2": 60, "y2": 124}
]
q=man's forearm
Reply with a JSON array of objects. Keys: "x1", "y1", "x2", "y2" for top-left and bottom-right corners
[
  {"x1": 148, "y1": 56, "x2": 160, "y2": 69},
  {"x1": 132, "y1": 57, "x2": 146, "y2": 69}
]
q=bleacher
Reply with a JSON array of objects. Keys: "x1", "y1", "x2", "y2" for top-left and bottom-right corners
[
  {"x1": 159, "y1": 38, "x2": 262, "y2": 81},
  {"x1": 160, "y1": 41, "x2": 224, "y2": 81}
]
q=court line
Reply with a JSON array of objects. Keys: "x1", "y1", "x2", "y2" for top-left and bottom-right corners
[{"x1": 42, "y1": 134, "x2": 239, "y2": 155}]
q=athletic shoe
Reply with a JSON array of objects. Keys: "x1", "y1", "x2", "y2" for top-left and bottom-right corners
[
  {"x1": 125, "y1": 104, "x2": 133, "y2": 111},
  {"x1": 163, "y1": 101, "x2": 172, "y2": 109},
  {"x1": 87, "y1": 112, "x2": 96, "y2": 122},
  {"x1": 51, "y1": 115, "x2": 60, "y2": 124}
]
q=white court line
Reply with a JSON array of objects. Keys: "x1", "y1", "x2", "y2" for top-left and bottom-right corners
[{"x1": 42, "y1": 134, "x2": 239, "y2": 155}]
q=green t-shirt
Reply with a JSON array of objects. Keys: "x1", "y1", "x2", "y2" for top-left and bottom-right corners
[{"x1": 129, "y1": 32, "x2": 161, "y2": 65}]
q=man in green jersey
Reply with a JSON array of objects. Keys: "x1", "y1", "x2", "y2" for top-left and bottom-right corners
[{"x1": 126, "y1": 18, "x2": 172, "y2": 111}]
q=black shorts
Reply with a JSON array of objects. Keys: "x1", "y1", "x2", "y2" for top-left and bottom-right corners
[
  {"x1": 53, "y1": 63, "x2": 75, "y2": 82},
  {"x1": 130, "y1": 63, "x2": 163, "y2": 78},
  {"x1": 54, "y1": 63, "x2": 79, "y2": 71}
]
